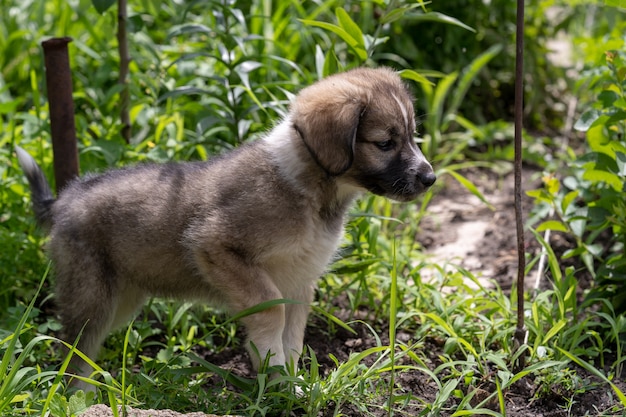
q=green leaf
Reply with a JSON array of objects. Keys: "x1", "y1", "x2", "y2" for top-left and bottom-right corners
[
  {"x1": 300, "y1": 19, "x2": 367, "y2": 61},
  {"x1": 437, "y1": 379, "x2": 460, "y2": 406},
  {"x1": 526, "y1": 188, "x2": 552, "y2": 203},
  {"x1": 542, "y1": 319, "x2": 567, "y2": 344},
  {"x1": 568, "y1": 211, "x2": 588, "y2": 237},
  {"x1": 411, "y1": 12, "x2": 476, "y2": 33},
  {"x1": 579, "y1": 151, "x2": 619, "y2": 172},
  {"x1": 582, "y1": 169, "x2": 624, "y2": 191},
  {"x1": 225, "y1": 299, "x2": 302, "y2": 324},
  {"x1": 92, "y1": 0, "x2": 116, "y2": 14},
  {"x1": 544, "y1": 175, "x2": 560, "y2": 195},
  {"x1": 315, "y1": 45, "x2": 325, "y2": 79},
  {"x1": 0, "y1": 100, "x2": 19, "y2": 114},
  {"x1": 561, "y1": 190, "x2": 579, "y2": 214},
  {"x1": 10, "y1": 393, "x2": 29, "y2": 403},
  {"x1": 574, "y1": 109, "x2": 602, "y2": 132},
  {"x1": 323, "y1": 47, "x2": 339, "y2": 77},
  {"x1": 332, "y1": 258, "x2": 379, "y2": 274},
  {"x1": 614, "y1": 97, "x2": 626, "y2": 110},
  {"x1": 536, "y1": 220, "x2": 568, "y2": 233},
  {"x1": 68, "y1": 390, "x2": 95, "y2": 414},
  {"x1": 399, "y1": 69, "x2": 434, "y2": 87},
  {"x1": 430, "y1": 71, "x2": 459, "y2": 130},
  {"x1": 380, "y1": 5, "x2": 423, "y2": 24},
  {"x1": 616, "y1": 152, "x2": 626, "y2": 176},
  {"x1": 607, "y1": 110, "x2": 626, "y2": 125},
  {"x1": 157, "y1": 86, "x2": 211, "y2": 104},
  {"x1": 598, "y1": 90, "x2": 619, "y2": 108},
  {"x1": 587, "y1": 120, "x2": 612, "y2": 153},
  {"x1": 505, "y1": 360, "x2": 563, "y2": 388},
  {"x1": 335, "y1": 8, "x2": 364, "y2": 48},
  {"x1": 168, "y1": 24, "x2": 213, "y2": 39}
]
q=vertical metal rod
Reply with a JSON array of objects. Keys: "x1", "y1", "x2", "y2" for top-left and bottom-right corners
[
  {"x1": 42, "y1": 37, "x2": 80, "y2": 193},
  {"x1": 117, "y1": 0, "x2": 131, "y2": 143},
  {"x1": 514, "y1": 0, "x2": 527, "y2": 366}
]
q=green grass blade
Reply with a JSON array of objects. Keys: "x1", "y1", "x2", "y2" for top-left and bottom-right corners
[
  {"x1": 558, "y1": 347, "x2": 626, "y2": 406},
  {"x1": 445, "y1": 44, "x2": 503, "y2": 126},
  {"x1": 41, "y1": 334, "x2": 84, "y2": 415},
  {"x1": 224, "y1": 298, "x2": 302, "y2": 324},
  {"x1": 440, "y1": 168, "x2": 495, "y2": 210},
  {"x1": 410, "y1": 12, "x2": 476, "y2": 33},
  {"x1": 453, "y1": 409, "x2": 503, "y2": 417},
  {"x1": 387, "y1": 240, "x2": 398, "y2": 415},
  {"x1": 0, "y1": 265, "x2": 49, "y2": 406},
  {"x1": 506, "y1": 360, "x2": 567, "y2": 388},
  {"x1": 311, "y1": 305, "x2": 358, "y2": 335},
  {"x1": 399, "y1": 69, "x2": 434, "y2": 87},
  {"x1": 542, "y1": 319, "x2": 567, "y2": 345},
  {"x1": 121, "y1": 320, "x2": 134, "y2": 411},
  {"x1": 186, "y1": 352, "x2": 253, "y2": 391},
  {"x1": 495, "y1": 375, "x2": 506, "y2": 416},
  {"x1": 335, "y1": 7, "x2": 364, "y2": 50},
  {"x1": 300, "y1": 19, "x2": 367, "y2": 61},
  {"x1": 432, "y1": 71, "x2": 459, "y2": 130},
  {"x1": 529, "y1": 228, "x2": 562, "y2": 282}
]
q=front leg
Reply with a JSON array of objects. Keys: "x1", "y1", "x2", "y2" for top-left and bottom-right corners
[
  {"x1": 192, "y1": 249, "x2": 287, "y2": 370},
  {"x1": 282, "y1": 284, "x2": 315, "y2": 371},
  {"x1": 241, "y1": 302, "x2": 287, "y2": 370}
]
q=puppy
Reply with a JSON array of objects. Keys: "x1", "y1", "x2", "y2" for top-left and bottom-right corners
[{"x1": 17, "y1": 67, "x2": 435, "y2": 385}]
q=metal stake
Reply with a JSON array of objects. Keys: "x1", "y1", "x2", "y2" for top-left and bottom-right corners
[{"x1": 42, "y1": 37, "x2": 80, "y2": 193}]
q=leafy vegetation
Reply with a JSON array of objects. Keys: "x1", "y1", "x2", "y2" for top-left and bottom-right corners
[
  {"x1": 529, "y1": 48, "x2": 626, "y2": 314},
  {"x1": 1, "y1": 0, "x2": 626, "y2": 416}
]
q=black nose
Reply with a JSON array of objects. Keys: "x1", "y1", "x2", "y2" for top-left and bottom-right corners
[{"x1": 419, "y1": 171, "x2": 436, "y2": 187}]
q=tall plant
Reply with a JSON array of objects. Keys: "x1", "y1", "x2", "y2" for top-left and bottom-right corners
[
  {"x1": 529, "y1": 50, "x2": 626, "y2": 314},
  {"x1": 574, "y1": 50, "x2": 626, "y2": 311}
]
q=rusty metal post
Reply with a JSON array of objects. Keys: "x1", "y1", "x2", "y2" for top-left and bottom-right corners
[
  {"x1": 513, "y1": 0, "x2": 527, "y2": 372},
  {"x1": 42, "y1": 37, "x2": 80, "y2": 193}
]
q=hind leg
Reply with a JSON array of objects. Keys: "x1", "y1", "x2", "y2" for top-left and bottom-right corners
[
  {"x1": 56, "y1": 271, "x2": 117, "y2": 390},
  {"x1": 54, "y1": 251, "x2": 145, "y2": 391},
  {"x1": 59, "y1": 285, "x2": 145, "y2": 390},
  {"x1": 110, "y1": 288, "x2": 146, "y2": 330}
]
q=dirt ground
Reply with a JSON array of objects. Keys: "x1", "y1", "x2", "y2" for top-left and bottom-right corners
[
  {"x1": 82, "y1": 167, "x2": 623, "y2": 417},
  {"x1": 418, "y1": 166, "x2": 546, "y2": 292}
]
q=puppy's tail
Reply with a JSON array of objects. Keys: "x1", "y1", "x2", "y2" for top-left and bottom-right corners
[{"x1": 15, "y1": 146, "x2": 55, "y2": 231}]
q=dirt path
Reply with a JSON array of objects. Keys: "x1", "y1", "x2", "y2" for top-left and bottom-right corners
[{"x1": 419, "y1": 167, "x2": 542, "y2": 292}]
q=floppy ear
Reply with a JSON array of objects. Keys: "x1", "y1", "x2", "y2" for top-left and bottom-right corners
[{"x1": 292, "y1": 92, "x2": 367, "y2": 176}]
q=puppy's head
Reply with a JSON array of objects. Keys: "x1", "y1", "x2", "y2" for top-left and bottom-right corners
[{"x1": 291, "y1": 67, "x2": 435, "y2": 202}]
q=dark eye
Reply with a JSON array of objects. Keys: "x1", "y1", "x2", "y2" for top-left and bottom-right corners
[{"x1": 375, "y1": 140, "x2": 394, "y2": 151}]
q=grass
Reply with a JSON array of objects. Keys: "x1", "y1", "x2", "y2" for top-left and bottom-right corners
[
  {"x1": 3, "y1": 200, "x2": 626, "y2": 416},
  {"x1": 2, "y1": 0, "x2": 626, "y2": 415}
]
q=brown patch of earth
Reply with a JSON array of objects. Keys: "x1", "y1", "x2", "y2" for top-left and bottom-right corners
[
  {"x1": 418, "y1": 166, "x2": 544, "y2": 291},
  {"x1": 82, "y1": 167, "x2": 621, "y2": 417}
]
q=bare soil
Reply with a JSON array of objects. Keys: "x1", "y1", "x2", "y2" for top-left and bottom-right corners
[
  {"x1": 419, "y1": 166, "x2": 543, "y2": 292},
  {"x1": 82, "y1": 167, "x2": 623, "y2": 417}
]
